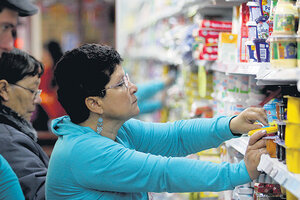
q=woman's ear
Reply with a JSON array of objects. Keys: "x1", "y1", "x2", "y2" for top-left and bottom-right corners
[
  {"x1": 85, "y1": 97, "x2": 104, "y2": 114},
  {"x1": 0, "y1": 80, "x2": 10, "y2": 101}
]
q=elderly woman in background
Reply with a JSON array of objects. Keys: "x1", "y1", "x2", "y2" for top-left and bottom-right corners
[
  {"x1": 0, "y1": 48, "x2": 49, "y2": 200},
  {"x1": 46, "y1": 43, "x2": 268, "y2": 200}
]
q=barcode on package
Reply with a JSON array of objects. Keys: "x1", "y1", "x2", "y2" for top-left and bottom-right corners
[{"x1": 260, "y1": 49, "x2": 266, "y2": 60}]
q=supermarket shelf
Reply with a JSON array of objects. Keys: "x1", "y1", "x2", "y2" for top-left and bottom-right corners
[
  {"x1": 211, "y1": 61, "x2": 227, "y2": 73},
  {"x1": 214, "y1": 0, "x2": 248, "y2": 6},
  {"x1": 130, "y1": 0, "x2": 213, "y2": 34},
  {"x1": 127, "y1": 48, "x2": 183, "y2": 65},
  {"x1": 227, "y1": 63, "x2": 261, "y2": 75},
  {"x1": 130, "y1": 0, "x2": 248, "y2": 34},
  {"x1": 257, "y1": 154, "x2": 300, "y2": 198},
  {"x1": 212, "y1": 62, "x2": 300, "y2": 87},
  {"x1": 212, "y1": 62, "x2": 262, "y2": 75},
  {"x1": 226, "y1": 137, "x2": 300, "y2": 198},
  {"x1": 225, "y1": 0, "x2": 247, "y2": 2},
  {"x1": 132, "y1": 6, "x2": 182, "y2": 34},
  {"x1": 225, "y1": 136, "x2": 249, "y2": 155},
  {"x1": 129, "y1": 53, "x2": 300, "y2": 86},
  {"x1": 256, "y1": 67, "x2": 300, "y2": 86}
]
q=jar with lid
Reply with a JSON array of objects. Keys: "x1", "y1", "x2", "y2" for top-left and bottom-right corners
[{"x1": 273, "y1": 0, "x2": 297, "y2": 35}]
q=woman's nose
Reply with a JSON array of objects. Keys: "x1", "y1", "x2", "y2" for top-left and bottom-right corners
[
  {"x1": 34, "y1": 94, "x2": 42, "y2": 104},
  {"x1": 129, "y1": 82, "x2": 138, "y2": 94},
  {"x1": 0, "y1": 32, "x2": 15, "y2": 53}
]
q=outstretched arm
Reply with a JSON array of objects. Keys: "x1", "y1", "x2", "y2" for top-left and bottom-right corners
[{"x1": 121, "y1": 107, "x2": 268, "y2": 157}]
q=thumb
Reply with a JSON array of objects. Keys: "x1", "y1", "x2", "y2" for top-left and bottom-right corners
[{"x1": 249, "y1": 123, "x2": 263, "y2": 130}]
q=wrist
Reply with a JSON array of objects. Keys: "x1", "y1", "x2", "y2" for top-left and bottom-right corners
[{"x1": 229, "y1": 116, "x2": 242, "y2": 136}]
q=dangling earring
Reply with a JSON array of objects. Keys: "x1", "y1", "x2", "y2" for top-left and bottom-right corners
[{"x1": 97, "y1": 117, "x2": 103, "y2": 134}]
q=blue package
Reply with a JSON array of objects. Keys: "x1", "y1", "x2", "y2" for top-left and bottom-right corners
[{"x1": 254, "y1": 38, "x2": 270, "y2": 62}]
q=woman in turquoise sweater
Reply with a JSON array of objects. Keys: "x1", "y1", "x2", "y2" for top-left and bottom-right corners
[{"x1": 46, "y1": 44, "x2": 268, "y2": 200}]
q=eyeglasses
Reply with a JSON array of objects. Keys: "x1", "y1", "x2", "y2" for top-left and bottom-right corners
[
  {"x1": 0, "y1": 23, "x2": 17, "y2": 39},
  {"x1": 100, "y1": 73, "x2": 130, "y2": 95},
  {"x1": 10, "y1": 84, "x2": 42, "y2": 99}
]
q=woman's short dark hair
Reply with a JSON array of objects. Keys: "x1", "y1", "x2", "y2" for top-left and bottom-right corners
[
  {"x1": 0, "y1": 48, "x2": 44, "y2": 84},
  {"x1": 54, "y1": 43, "x2": 123, "y2": 124}
]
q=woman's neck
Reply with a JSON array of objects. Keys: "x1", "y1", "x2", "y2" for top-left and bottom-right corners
[
  {"x1": 100, "y1": 120, "x2": 124, "y2": 140},
  {"x1": 79, "y1": 117, "x2": 124, "y2": 141}
]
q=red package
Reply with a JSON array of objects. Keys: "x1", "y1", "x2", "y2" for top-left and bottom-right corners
[
  {"x1": 199, "y1": 19, "x2": 232, "y2": 31},
  {"x1": 206, "y1": 37, "x2": 218, "y2": 44},
  {"x1": 198, "y1": 30, "x2": 220, "y2": 38},
  {"x1": 199, "y1": 52, "x2": 218, "y2": 61},
  {"x1": 239, "y1": 3, "x2": 250, "y2": 63},
  {"x1": 202, "y1": 45, "x2": 218, "y2": 54},
  {"x1": 194, "y1": 35, "x2": 219, "y2": 45}
]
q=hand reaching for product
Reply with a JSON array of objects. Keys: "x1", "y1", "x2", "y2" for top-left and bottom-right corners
[
  {"x1": 244, "y1": 130, "x2": 267, "y2": 180},
  {"x1": 163, "y1": 75, "x2": 176, "y2": 88},
  {"x1": 229, "y1": 107, "x2": 268, "y2": 134}
]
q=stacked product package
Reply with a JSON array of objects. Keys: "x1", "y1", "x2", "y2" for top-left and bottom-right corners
[
  {"x1": 192, "y1": 20, "x2": 232, "y2": 61},
  {"x1": 270, "y1": 0, "x2": 298, "y2": 68},
  {"x1": 238, "y1": 0, "x2": 300, "y2": 68}
]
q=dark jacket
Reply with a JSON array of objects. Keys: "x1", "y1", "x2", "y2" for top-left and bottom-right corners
[{"x1": 0, "y1": 105, "x2": 48, "y2": 200}]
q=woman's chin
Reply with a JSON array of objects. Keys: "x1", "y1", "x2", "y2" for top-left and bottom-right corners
[{"x1": 131, "y1": 107, "x2": 140, "y2": 118}]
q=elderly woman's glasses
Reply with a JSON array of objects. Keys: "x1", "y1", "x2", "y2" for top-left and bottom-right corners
[
  {"x1": 100, "y1": 73, "x2": 130, "y2": 95},
  {"x1": 10, "y1": 84, "x2": 42, "y2": 99}
]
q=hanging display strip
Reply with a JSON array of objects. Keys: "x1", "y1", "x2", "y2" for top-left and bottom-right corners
[{"x1": 257, "y1": 154, "x2": 300, "y2": 199}]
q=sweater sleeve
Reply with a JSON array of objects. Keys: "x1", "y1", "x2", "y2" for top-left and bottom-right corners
[
  {"x1": 137, "y1": 100, "x2": 163, "y2": 114},
  {"x1": 70, "y1": 136, "x2": 251, "y2": 193},
  {"x1": 0, "y1": 155, "x2": 25, "y2": 200},
  {"x1": 136, "y1": 81, "x2": 165, "y2": 102},
  {"x1": 120, "y1": 116, "x2": 236, "y2": 157}
]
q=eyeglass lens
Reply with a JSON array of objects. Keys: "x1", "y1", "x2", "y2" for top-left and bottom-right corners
[{"x1": 124, "y1": 74, "x2": 130, "y2": 88}]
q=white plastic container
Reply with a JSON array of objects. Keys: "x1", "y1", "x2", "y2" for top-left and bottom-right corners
[{"x1": 247, "y1": 21, "x2": 258, "y2": 40}]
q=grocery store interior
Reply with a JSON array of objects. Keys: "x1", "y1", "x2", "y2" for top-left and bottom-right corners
[{"x1": 15, "y1": 0, "x2": 300, "y2": 199}]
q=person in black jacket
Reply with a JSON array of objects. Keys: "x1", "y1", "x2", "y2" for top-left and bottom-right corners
[
  {"x1": 0, "y1": 48, "x2": 48, "y2": 200},
  {"x1": 0, "y1": 0, "x2": 38, "y2": 57}
]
